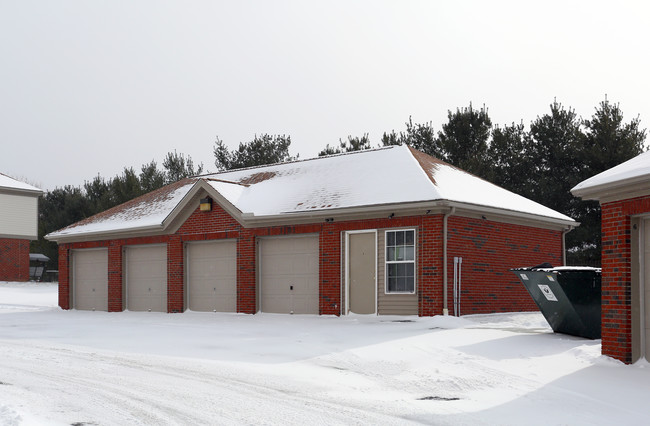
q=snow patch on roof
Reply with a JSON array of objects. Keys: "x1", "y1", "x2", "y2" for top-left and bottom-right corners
[
  {"x1": 572, "y1": 150, "x2": 650, "y2": 192},
  {"x1": 47, "y1": 180, "x2": 196, "y2": 238},
  {"x1": 207, "y1": 146, "x2": 438, "y2": 215},
  {"x1": 0, "y1": 173, "x2": 42, "y2": 193}
]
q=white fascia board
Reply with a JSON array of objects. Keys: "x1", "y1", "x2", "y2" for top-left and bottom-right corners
[
  {"x1": 442, "y1": 201, "x2": 578, "y2": 229},
  {"x1": 0, "y1": 186, "x2": 43, "y2": 197},
  {"x1": 571, "y1": 175, "x2": 650, "y2": 202},
  {"x1": 239, "y1": 199, "x2": 577, "y2": 230},
  {"x1": 45, "y1": 223, "x2": 165, "y2": 243},
  {"x1": 0, "y1": 233, "x2": 38, "y2": 240}
]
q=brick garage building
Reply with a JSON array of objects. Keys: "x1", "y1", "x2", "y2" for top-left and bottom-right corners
[
  {"x1": 47, "y1": 146, "x2": 575, "y2": 316},
  {"x1": 572, "y1": 150, "x2": 650, "y2": 363},
  {"x1": 0, "y1": 173, "x2": 42, "y2": 281}
]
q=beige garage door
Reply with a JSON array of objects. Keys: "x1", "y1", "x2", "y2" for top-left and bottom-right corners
[
  {"x1": 125, "y1": 245, "x2": 167, "y2": 312},
  {"x1": 187, "y1": 240, "x2": 237, "y2": 312},
  {"x1": 72, "y1": 249, "x2": 108, "y2": 311},
  {"x1": 260, "y1": 235, "x2": 319, "y2": 314}
]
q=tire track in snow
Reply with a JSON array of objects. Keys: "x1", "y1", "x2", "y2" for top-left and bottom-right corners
[{"x1": 0, "y1": 340, "x2": 418, "y2": 425}]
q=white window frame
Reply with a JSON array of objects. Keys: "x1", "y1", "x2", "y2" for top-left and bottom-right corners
[{"x1": 384, "y1": 228, "x2": 416, "y2": 294}]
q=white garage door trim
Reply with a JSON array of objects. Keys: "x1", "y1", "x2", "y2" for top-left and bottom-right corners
[
  {"x1": 125, "y1": 244, "x2": 168, "y2": 313},
  {"x1": 259, "y1": 234, "x2": 319, "y2": 314},
  {"x1": 186, "y1": 239, "x2": 237, "y2": 312},
  {"x1": 72, "y1": 248, "x2": 108, "y2": 311}
]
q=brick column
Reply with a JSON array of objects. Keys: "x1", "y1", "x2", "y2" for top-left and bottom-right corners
[
  {"x1": 237, "y1": 230, "x2": 256, "y2": 313},
  {"x1": 167, "y1": 236, "x2": 184, "y2": 313},
  {"x1": 107, "y1": 241, "x2": 124, "y2": 312},
  {"x1": 58, "y1": 244, "x2": 71, "y2": 309},
  {"x1": 320, "y1": 223, "x2": 340, "y2": 315},
  {"x1": 419, "y1": 215, "x2": 442, "y2": 316},
  {"x1": 601, "y1": 202, "x2": 633, "y2": 363}
]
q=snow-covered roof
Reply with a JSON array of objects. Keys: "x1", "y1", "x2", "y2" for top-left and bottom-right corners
[
  {"x1": 0, "y1": 172, "x2": 42, "y2": 194},
  {"x1": 47, "y1": 179, "x2": 197, "y2": 239},
  {"x1": 572, "y1": 150, "x2": 650, "y2": 200},
  {"x1": 47, "y1": 146, "x2": 575, "y2": 241},
  {"x1": 205, "y1": 145, "x2": 573, "y2": 221}
]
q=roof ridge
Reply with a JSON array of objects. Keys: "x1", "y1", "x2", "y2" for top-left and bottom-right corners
[
  {"x1": 203, "y1": 177, "x2": 250, "y2": 187},
  {"x1": 205, "y1": 145, "x2": 398, "y2": 176}
]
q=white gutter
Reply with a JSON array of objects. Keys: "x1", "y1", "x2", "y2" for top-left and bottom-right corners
[
  {"x1": 241, "y1": 199, "x2": 577, "y2": 229},
  {"x1": 443, "y1": 206, "x2": 455, "y2": 315},
  {"x1": 45, "y1": 223, "x2": 166, "y2": 243},
  {"x1": 562, "y1": 225, "x2": 574, "y2": 265}
]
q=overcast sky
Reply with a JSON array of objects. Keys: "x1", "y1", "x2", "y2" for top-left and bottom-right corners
[{"x1": 1, "y1": 0, "x2": 648, "y2": 191}]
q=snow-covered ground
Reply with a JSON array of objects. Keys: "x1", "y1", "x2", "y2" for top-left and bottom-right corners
[{"x1": 1, "y1": 282, "x2": 649, "y2": 425}]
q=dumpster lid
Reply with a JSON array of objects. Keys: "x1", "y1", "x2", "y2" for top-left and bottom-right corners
[{"x1": 511, "y1": 265, "x2": 601, "y2": 273}]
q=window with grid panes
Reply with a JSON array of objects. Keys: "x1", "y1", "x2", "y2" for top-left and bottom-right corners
[{"x1": 385, "y1": 229, "x2": 415, "y2": 293}]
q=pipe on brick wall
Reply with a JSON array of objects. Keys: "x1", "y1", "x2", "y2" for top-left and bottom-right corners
[
  {"x1": 443, "y1": 206, "x2": 455, "y2": 315},
  {"x1": 562, "y1": 225, "x2": 574, "y2": 265}
]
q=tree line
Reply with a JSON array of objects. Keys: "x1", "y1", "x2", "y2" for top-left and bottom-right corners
[{"x1": 34, "y1": 97, "x2": 646, "y2": 267}]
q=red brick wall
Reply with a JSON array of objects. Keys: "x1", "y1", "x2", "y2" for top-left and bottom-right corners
[
  {"x1": 57, "y1": 203, "x2": 563, "y2": 317},
  {"x1": 599, "y1": 195, "x2": 650, "y2": 363},
  {"x1": 447, "y1": 216, "x2": 563, "y2": 315},
  {"x1": 0, "y1": 238, "x2": 30, "y2": 281}
]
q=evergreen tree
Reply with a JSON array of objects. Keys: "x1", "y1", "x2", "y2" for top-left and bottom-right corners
[
  {"x1": 213, "y1": 134, "x2": 294, "y2": 171},
  {"x1": 486, "y1": 121, "x2": 534, "y2": 195},
  {"x1": 84, "y1": 175, "x2": 112, "y2": 212},
  {"x1": 109, "y1": 167, "x2": 143, "y2": 206},
  {"x1": 381, "y1": 117, "x2": 442, "y2": 158},
  {"x1": 583, "y1": 98, "x2": 646, "y2": 177},
  {"x1": 435, "y1": 104, "x2": 492, "y2": 177},
  {"x1": 163, "y1": 151, "x2": 204, "y2": 184},
  {"x1": 527, "y1": 100, "x2": 585, "y2": 214},
  {"x1": 318, "y1": 134, "x2": 371, "y2": 156},
  {"x1": 139, "y1": 161, "x2": 166, "y2": 193}
]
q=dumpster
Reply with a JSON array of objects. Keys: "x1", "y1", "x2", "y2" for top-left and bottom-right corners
[{"x1": 511, "y1": 265, "x2": 601, "y2": 339}]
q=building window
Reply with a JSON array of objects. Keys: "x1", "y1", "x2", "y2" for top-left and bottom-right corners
[{"x1": 386, "y1": 229, "x2": 415, "y2": 293}]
